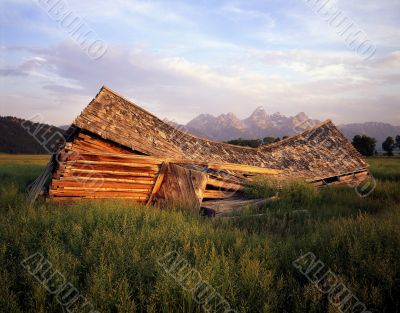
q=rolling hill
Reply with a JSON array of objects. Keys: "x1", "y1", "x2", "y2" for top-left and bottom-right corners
[{"x1": 0, "y1": 116, "x2": 65, "y2": 154}]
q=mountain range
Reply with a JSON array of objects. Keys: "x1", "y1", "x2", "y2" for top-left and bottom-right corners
[
  {"x1": 337, "y1": 122, "x2": 400, "y2": 150},
  {"x1": 174, "y1": 107, "x2": 400, "y2": 150},
  {"x1": 182, "y1": 107, "x2": 319, "y2": 140}
]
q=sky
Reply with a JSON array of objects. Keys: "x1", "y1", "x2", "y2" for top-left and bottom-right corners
[{"x1": 0, "y1": 0, "x2": 399, "y2": 126}]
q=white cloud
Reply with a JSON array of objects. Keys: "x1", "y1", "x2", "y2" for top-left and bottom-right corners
[
  {"x1": 219, "y1": 3, "x2": 276, "y2": 28},
  {"x1": 1, "y1": 42, "x2": 399, "y2": 126}
]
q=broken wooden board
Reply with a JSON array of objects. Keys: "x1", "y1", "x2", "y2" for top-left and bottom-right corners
[
  {"x1": 201, "y1": 197, "x2": 278, "y2": 217},
  {"x1": 153, "y1": 163, "x2": 208, "y2": 210},
  {"x1": 146, "y1": 162, "x2": 168, "y2": 206}
]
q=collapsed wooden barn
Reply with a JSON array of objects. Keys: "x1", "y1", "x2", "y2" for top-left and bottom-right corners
[{"x1": 32, "y1": 86, "x2": 370, "y2": 214}]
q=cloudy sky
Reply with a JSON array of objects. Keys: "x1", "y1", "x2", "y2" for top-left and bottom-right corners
[{"x1": 1, "y1": 0, "x2": 399, "y2": 126}]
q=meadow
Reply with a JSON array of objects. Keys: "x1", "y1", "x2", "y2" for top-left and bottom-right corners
[{"x1": 0, "y1": 154, "x2": 399, "y2": 313}]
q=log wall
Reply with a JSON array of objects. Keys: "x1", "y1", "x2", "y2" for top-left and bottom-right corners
[{"x1": 49, "y1": 133, "x2": 163, "y2": 203}]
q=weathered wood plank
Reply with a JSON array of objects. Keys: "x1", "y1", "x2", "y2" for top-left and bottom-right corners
[
  {"x1": 73, "y1": 132, "x2": 133, "y2": 154},
  {"x1": 309, "y1": 169, "x2": 370, "y2": 187},
  {"x1": 61, "y1": 170, "x2": 157, "y2": 179},
  {"x1": 174, "y1": 160, "x2": 280, "y2": 175},
  {"x1": 206, "y1": 163, "x2": 280, "y2": 175},
  {"x1": 49, "y1": 189, "x2": 148, "y2": 198},
  {"x1": 52, "y1": 180, "x2": 153, "y2": 190},
  {"x1": 48, "y1": 197, "x2": 147, "y2": 203},
  {"x1": 66, "y1": 160, "x2": 160, "y2": 170},
  {"x1": 53, "y1": 187, "x2": 151, "y2": 193},
  {"x1": 66, "y1": 153, "x2": 162, "y2": 165},
  {"x1": 308, "y1": 168, "x2": 369, "y2": 183},
  {"x1": 59, "y1": 176, "x2": 154, "y2": 184},
  {"x1": 65, "y1": 162, "x2": 158, "y2": 173}
]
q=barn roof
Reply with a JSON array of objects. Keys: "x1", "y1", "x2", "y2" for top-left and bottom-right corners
[{"x1": 72, "y1": 86, "x2": 368, "y2": 181}]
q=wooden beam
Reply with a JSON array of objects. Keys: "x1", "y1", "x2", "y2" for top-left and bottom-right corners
[
  {"x1": 65, "y1": 162, "x2": 159, "y2": 173},
  {"x1": 62, "y1": 168, "x2": 157, "y2": 177},
  {"x1": 206, "y1": 178, "x2": 244, "y2": 191},
  {"x1": 206, "y1": 163, "x2": 280, "y2": 175},
  {"x1": 52, "y1": 180, "x2": 153, "y2": 191},
  {"x1": 308, "y1": 168, "x2": 369, "y2": 183},
  {"x1": 49, "y1": 189, "x2": 148, "y2": 199},
  {"x1": 173, "y1": 160, "x2": 280, "y2": 175},
  {"x1": 49, "y1": 197, "x2": 147, "y2": 203},
  {"x1": 59, "y1": 176, "x2": 155, "y2": 184},
  {"x1": 203, "y1": 190, "x2": 236, "y2": 199},
  {"x1": 66, "y1": 152, "x2": 163, "y2": 164}
]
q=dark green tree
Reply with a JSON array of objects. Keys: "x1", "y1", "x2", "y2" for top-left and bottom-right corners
[
  {"x1": 228, "y1": 136, "x2": 282, "y2": 147},
  {"x1": 262, "y1": 136, "x2": 279, "y2": 145},
  {"x1": 396, "y1": 135, "x2": 400, "y2": 152},
  {"x1": 226, "y1": 138, "x2": 262, "y2": 148},
  {"x1": 382, "y1": 136, "x2": 395, "y2": 156},
  {"x1": 352, "y1": 135, "x2": 376, "y2": 156}
]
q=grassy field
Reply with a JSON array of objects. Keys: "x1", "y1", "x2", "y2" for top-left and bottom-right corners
[{"x1": 0, "y1": 155, "x2": 399, "y2": 313}]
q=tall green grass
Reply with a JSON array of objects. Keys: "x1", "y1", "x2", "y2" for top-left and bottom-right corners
[{"x1": 0, "y1": 155, "x2": 399, "y2": 313}]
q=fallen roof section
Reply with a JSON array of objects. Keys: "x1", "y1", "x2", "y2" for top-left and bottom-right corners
[{"x1": 72, "y1": 86, "x2": 368, "y2": 182}]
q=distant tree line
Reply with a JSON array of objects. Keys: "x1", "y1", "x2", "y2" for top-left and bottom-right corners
[
  {"x1": 226, "y1": 133, "x2": 400, "y2": 156},
  {"x1": 226, "y1": 136, "x2": 289, "y2": 148},
  {"x1": 352, "y1": 134, "x2": 400, "y2": 156}
]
